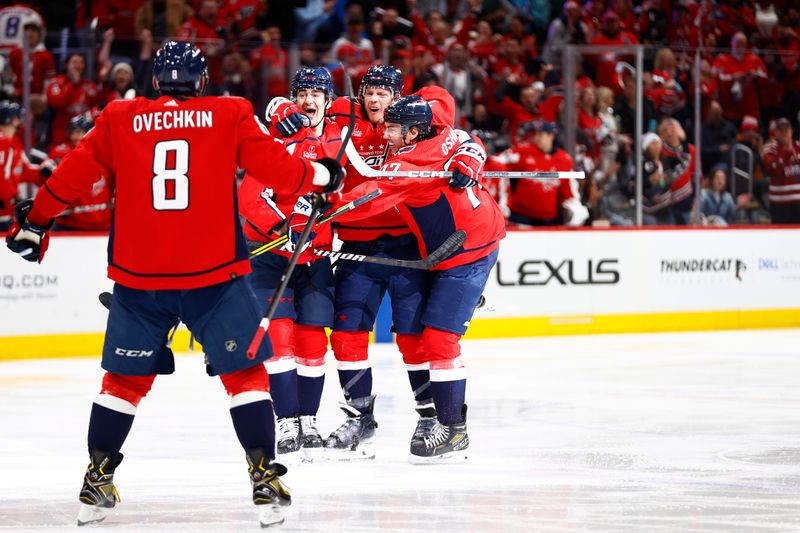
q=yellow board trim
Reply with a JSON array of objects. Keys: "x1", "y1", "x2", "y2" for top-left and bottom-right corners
[
  {"x1": 1, "y1": 309, "x2": 799, "y2": 360},
  {"x1": 464, "y1": 308, "x2": 800, "y2": 339},
  {"x1": 0, "y1": 330, "x2": 197, "y2": 361}
]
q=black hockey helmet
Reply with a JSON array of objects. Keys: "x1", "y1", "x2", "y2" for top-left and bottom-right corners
[
  {"x1": 384, "y1": 95, "x2": 433, "y2": 138},
  {"x1": 152, "y1": 41, "x2": 208, "y2": 97},
  {"x1": 359, "y1": 65, "x2": 404, "y2": 100}
]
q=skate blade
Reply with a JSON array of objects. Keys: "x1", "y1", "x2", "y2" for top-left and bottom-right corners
[
  {"x1": 323, "y1": 441, "x2": 376, "y2": 461},
  {"x1": 257, "y1": 503, "x2": 287, "y2": 528},
  {"x1": 302, "y1": 445, "x2": 324, "y2": 463},
  {"x1": 275, "y1": 449, "x2": 302, "y2": 467},
  {"x1": 77, "y1": 503, "x2": 113, "y2": 526},
  {"x1": 407, "y1": 451, "x2": 469, "y2": 465}
]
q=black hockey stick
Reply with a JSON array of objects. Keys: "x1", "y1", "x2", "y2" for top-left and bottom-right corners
[
  {"x1": 247, "y1": 64, "x2": 358, "y2": 360},
  {"x1": 312, "y1": 229, "x2": 466, "y2": 270}
]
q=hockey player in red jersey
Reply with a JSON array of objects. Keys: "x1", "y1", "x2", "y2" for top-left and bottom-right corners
[
  {"x1": 0, "y1": 101, "x2": 50, "y2": 231},
  {"x1": 309, "y1": 94, "x2": 505, "y2": 462},
  {"x1": 47, "y1": 114, "x2": 113, "y2": 231},
  {"x1": 238, "y1": 67, "x2": 342, "y2": 464},
  {"x1": 6, "y1": 41, "x2": 344, "y2": 528},
  {"x1": 506, "y1": 120, "x2": 589, "y2": 226},
  {"x1": 322, "y1": 65, "x2": 416, "y2": 459}
]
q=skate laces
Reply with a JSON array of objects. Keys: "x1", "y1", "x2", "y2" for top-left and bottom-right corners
[
  {"x1": 299, "y1": 415, "x2": 320, "y2": 437},
  {"x1": 423, "y1": 423, "x2": 449, "y2": 448},
  {"x1": 277, "y1": 417, "x2": 300, "y2": 440}
]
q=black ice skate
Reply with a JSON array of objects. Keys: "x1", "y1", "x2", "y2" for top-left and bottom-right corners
[
  {"x1": 275, "y1": 416, "x2": 301, "y2": 465},
  {"x1": 408, "y1": 405, "x2": 469, "y2": 465},
  {"x1": 246, "y1": 448, "x2": 291, "y2": 528},
  {"x1": 323, "y1": 395, "x2": 377, "y2": 460},
  {"x1": 410, "y1": 401, "x2": 438, "y2": 448},
  {"x1": 77, "y1": 449, "x2": 122, "y2": 526},
  {"x1": 299, "y1": 415, "x2": 324, "y2": 462}
]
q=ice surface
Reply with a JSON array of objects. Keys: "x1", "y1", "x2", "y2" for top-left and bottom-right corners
[{"x1": 1, "y1": 329, "x2": 799, "y2": 532}]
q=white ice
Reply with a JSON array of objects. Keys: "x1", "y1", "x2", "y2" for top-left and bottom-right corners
[{"x1": 1, "y1": 329, "x2": 800, "y2": 532}]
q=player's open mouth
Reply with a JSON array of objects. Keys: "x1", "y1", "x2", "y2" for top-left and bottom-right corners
[{"x1": 369, "y1": 107, "x2": 380, "y2": 113}]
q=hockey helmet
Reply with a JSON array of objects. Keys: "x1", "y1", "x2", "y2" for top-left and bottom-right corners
[
  {"x1": 291, "y1": 67, "x2": 335, "y2": 100},
  {"x1": 0, "y1": 101, "x2": 22, "y2": 125},
  {"x1": 385, "y1": 95, "x2": 433, "y2": 138},
  {"x1": 359, "y1": 65, "x2": 404, "y2": 100},
  {"x1": 152, "y1": 41, "x2": 208, "y2": 97}
]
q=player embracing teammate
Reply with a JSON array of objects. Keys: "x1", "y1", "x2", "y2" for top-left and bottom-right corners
[
  {"x1": 238, "y1": 67, "x2": 342, "y2": 464},
  {"x1": 325, "y1": 91, "x2": 505, "y2": 462}
]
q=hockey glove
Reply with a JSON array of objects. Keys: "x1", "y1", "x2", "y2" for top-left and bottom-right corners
[
  {"x1": 445, "y1": 143, "x2": 485, "y2": 189},
  {"x1": 5, "y1": 199, "x2": 53, "y2": 263},
  {"x1": 311, "y1": 157, "x2": 345, "y2": 194},
  {"x1": 39, "y1": 159, "x2": 57, "y2": 179},
  {"x1": 284, "y1": 194, "x2": 317, "y2": 253},
  {"x1": 266, "y1": 97, "x2": 310, "y2": 138}
]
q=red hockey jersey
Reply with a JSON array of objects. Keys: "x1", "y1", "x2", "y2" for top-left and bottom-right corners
[
  {"x1": 47, "y1": 142, "x2": 113, "y2": 230},
  {"x1": 328, "y1": 95, "x2": 406, "y2": 241},
  {"x1": 28, "y1": 95, "x2": 315, "y2": 290},
  {"x1": 239, "y1": 118, "x2": 342, "y2": 262},
  {"x1": 332, "y1": 127, "x2": 505, "y2": 270},
  {"x1": 506, "y1": 143, "x2": 578, "y2": 222},
  {"x1": 0, "y1": 130, "x2": 42, "y2": 221}
]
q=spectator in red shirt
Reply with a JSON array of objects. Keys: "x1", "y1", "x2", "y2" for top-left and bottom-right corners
[
  {"x1": 46, "y1": 54, "x2": 100, "y2": 146},
  {"x1": 761, "y1": 117, "x2": 800, "y2": 223},
  {"x1": 176, "y1": 0, "x2": 227, "y2": 89},
  {"x1": 506, "y1": 14, "x2": 537, "y2": 61},
  {"x1": 589, "y1": 11, "x2": 639, "y2": 92},
  {"x1": 250, "y1": 26, "x2": 289, "y2": 103},
  {"x1": 8, "y1": 18, "x2": 54, "y2": 119},
  {"x1": 711, "y1": 32, "x2": 767, "y2": 123}
]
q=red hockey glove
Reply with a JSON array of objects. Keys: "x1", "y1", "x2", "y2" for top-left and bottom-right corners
[{"x1": 266, "y1": 97, "x2": 309, "y2": 138}]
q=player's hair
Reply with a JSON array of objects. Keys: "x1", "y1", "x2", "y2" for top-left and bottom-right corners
[{"x1": 152, "y1": 41, "x2": 209, "y2": 98}]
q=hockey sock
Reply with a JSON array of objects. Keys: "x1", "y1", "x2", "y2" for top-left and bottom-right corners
[
  {"x1": 396, "y1": 334, "x2": 431, "y2": 404},
  {"x1": 331, "y1": 330, "x2": 372, "y2": 410},
  {"x1": 87, "y1": 400, "x2": 135, "y2": 459},
  {"x1": 294, "y1": 324, "x2": 327, "y2": 416},
  {"x1": 297, "y1": 365, "x2": 325, "y2": 415},
  {"x1": 337, "y1": 366, "x2": 373, "y2": 408},
  {"x1": 265, "y1": 319, "x2": 299, "y2": 419},
  {"x1": 230, "y1": 397, "x2": 276, "y2": 456},
  {"x1": 406, "y1": 365, "x2": 432, "y2": 404},
  {"x1": 429, "y1": 375, "x2": 466, "y2": 425},
  {"x1": 266, "y1": 358, "x2": 300, "y2": 419},
  {"x1": 87, "y1": 373, "x2": 155, "y2": 458}
]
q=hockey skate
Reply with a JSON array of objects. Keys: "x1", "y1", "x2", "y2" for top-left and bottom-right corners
[
  {"x1": 275, "y1": 416, "x2": 302, "y2": 465},
  {"x1": 323, "y1": 395, "x2": 377, "y2": 460},
  {"x1": 299, "y1": 415, "x2": 324, "y2": 462},
  {"x1": 246, "y1": 448, "x2": 291, "y2": 528},
  {"x1": 410, "y1": 402, "x2": 438, "y2": 449},
  {"x1": 77, "y1": 449, "x2": 122, "y2": 526},
  {"x1": 409, "y1": 405, "x2": 469, "y2": 465}
]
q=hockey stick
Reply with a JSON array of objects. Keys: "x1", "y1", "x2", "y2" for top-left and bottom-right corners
[
  {"x1": 344, "y1": 137, "x2": 584, "y2": 180},
  {"x1": 248, "y1": 188, "x2": 381, "y2": 257},
  {"x1": 247, "y1": 65, "x2": 359, "y2": 360},
  {"x1": 312, "y1": 229, "x2": 466, "y2": 270},
  {"x1": 58, "y1": 202, "x2": 114, "y2": 217}
]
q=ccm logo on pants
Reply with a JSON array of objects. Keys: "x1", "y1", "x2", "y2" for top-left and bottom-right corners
[{"x1": 114, "y1": 348, "x2": 154, "y2": 357}]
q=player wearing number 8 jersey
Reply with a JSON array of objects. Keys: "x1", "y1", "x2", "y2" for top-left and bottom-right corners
[{"x1": 5, "y1": 41, "x2": 344, "y2": 528}]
